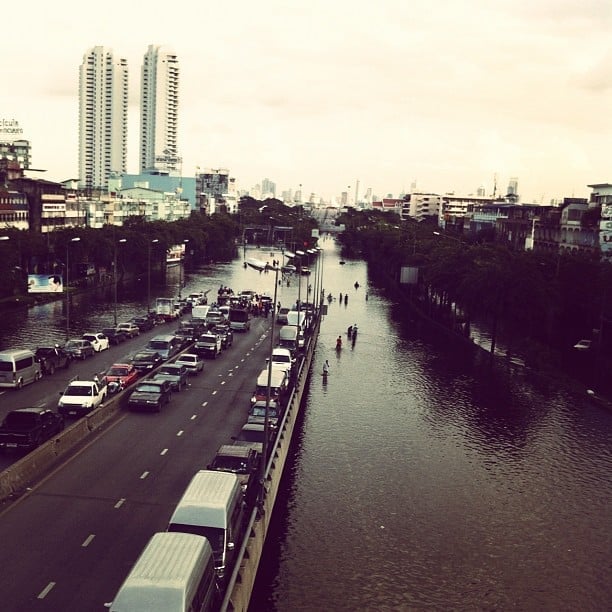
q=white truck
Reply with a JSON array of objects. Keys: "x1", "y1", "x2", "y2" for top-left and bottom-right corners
[{"x1": 58, "y1": 379, "x2": 108, "y2": 418}]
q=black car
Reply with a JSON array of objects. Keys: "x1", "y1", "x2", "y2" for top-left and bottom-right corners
[
  {"x1": 131, "y1": 316, "x2": 155, "y2": 332},
  {"x1": 130, "y1": 350, "x2": 163, "y2": 373},
  {"x1": 34, "y1": 346, "x2": 72, "y2": 374},
  {"x1": 127, "y1": 380, "x2": 172, "y2": 412},
  {"x1": 101, "y1": 327, "x2": 129, "y2": 346},
  {"x1": 0, "y1": 407, "x2": 65, "y2": 452}
]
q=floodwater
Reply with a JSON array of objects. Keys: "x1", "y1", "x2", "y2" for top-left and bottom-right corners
[
  {"x1": 0, "y1": 240, "x2": 609, "y2": 611},
  {"x1": 249, "y1": 237, "x2": 612, "y2": 611}
]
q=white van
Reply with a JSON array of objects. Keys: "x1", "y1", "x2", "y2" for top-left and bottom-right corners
[
  {"x1": 110, "y1": 532, "x2": 217, "y2": 612},
  {"x1": 0, "y1": 349, "x2": 42, "y2": 389},
  {"x1": 167, "y1": 470, "x2": 244, "y2": 581}
]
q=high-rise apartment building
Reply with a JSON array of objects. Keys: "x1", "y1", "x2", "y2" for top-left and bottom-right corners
[
  {"x1": 78, "y1": 46, "x2": 128, "y2": 189},
  {"x1": 140, "y1": 45, "x2": 180, "y2": 175}
]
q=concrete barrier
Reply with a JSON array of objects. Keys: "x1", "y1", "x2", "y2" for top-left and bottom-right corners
[
  {"x1": 1, "y1": 439, "x2": 58, "y2": 499},
  {"x1": 86, "y1": 397, "x2": 122, "y2": 432},
  {"x1": 53, "y1": 418, "x2": 91, "y2": 459}
]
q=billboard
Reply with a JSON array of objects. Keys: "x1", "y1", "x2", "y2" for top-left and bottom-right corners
[
  {"x1": 28, "y1": 274, "x2": 63, "y2": 294},
  {"x1": 400, "y1": 266, "x2": 419, "y2": 285}
]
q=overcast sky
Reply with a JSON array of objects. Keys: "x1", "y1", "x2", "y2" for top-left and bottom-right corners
[{"x1": 3, "y1": 0, "x2": 611, "y2": 204}]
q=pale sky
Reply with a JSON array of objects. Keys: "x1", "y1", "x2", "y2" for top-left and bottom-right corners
[{"x1": 3, "y1": 0, "x2": 612, "y2": 204}]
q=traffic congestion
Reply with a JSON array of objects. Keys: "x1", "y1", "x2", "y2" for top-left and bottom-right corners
[{"x1": 0, "y1": 275, "x2": 317, "y2": 610}]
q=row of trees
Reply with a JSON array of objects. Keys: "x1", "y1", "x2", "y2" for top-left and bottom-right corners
[
  {"x1": 336, "y1": 209, "x2": 612, "y2": 373},
  {"x1": 0, "y1": 198, "x2": 318, "y2": 301}
]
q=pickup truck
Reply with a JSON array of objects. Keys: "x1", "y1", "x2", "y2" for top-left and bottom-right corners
[
  {"x1": 58, "y1": 379, "x2": 108, "y2": 418},
  {"x1": 0, "y1": 408, "x2": 65, "y2": 451},
  {"x1": 35, "y1": 346, "x2": 71, "y2": 375}
]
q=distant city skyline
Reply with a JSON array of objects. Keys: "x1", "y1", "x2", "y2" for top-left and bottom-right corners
[{"x1": 3, "y1": 1, "x2": 611, "y2": 204}]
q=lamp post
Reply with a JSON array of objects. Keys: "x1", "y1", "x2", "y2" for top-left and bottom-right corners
[
  {"x1": 179, "y1": 239, "x2": 189, "y2": 299},
  {"x1": 256, "y1": 262, "x2": 280, "y2": 512},
  {"x1": 113, "y1": 238, "x2": 127, "y2": 327},
  {"x1": 66, "y1": 237, "x2": 80, "y2": 340},
  {"x1": 147, "y1": 239, "x2": 159, "y2": 314}
]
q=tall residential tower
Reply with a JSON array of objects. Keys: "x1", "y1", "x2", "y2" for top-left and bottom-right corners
[
  {"x1": 140, "y1": 45, "x2": 180, "y2": 175},
  {"x1": 78, "y1": 46, "x2": 128, "y2": 189}
]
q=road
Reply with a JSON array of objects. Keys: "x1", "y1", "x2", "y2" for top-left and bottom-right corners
[{"x1": 0, "y1": 314, "x2": 275, "y2": 611}]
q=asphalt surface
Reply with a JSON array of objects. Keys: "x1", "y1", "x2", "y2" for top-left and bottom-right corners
[{"x1": 0, "y1": 314, "x2": 276, "y2": 610}]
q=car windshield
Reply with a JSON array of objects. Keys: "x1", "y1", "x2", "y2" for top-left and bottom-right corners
[
  {"x1": 107, "y1": 367, "x2": 129, "y2": 376},
  {"x1": 82, "y1": 335, "x2": 97, "y2": 341},
  {"x1": 135, "y1": 384, "x2": 161, "y2": 393},
  {"x1": 212, "y1": 456, "x2": 249, "y2": 473},
  {"x1": 134, "y1": 352, "x2": 155, "y2": 361},
  {"x1": 65, "y1": 341, "x2": 81, "y2": 348},
  {"x1": 65, "y1": 385, "x2": 93, "y2": 396},
  {"x1": 148, "y1": 341, "x2": 169, "y2": 350},
  {"x1": 4, "y1": 412, "x2": 38, "y2": 428},
  {"x1": 238, "y1": 429, "x2": 265, "y2": 443},
  {"x1": 159, "y1": 366, "x2": 179, "y2": 375}
]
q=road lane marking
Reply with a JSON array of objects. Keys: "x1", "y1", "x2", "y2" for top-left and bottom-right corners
[
  {"x1": 114, "y1": 498, "x2": 126, "y2": 509},
  {"x1": 191, "y1": 415, "x2": 197, "y2": 420},
  {"x1": 177, "y1": 430, "x2": 184, "y2": 437},
  {"x1": 160, "y1": 448, "x2": 168, "y2": 455},
  {"x1": 221, "y1": 381, "x2": 226, "y2": 385},
  {"x1": 201, "y1": 401, "x2": 208, "y2": 407},
  {"x1": 140, "y1": 471, "x2": 149, "y2": 479},
  {"x1": 212, "y1": 390, "x2": 217, "y2": 395},
  {"x1": 38, "y1": 582, "x2": 55, "y2": 599},
  {"x1": 82, "y1": 534, "x2": 95, "y2": 547}
]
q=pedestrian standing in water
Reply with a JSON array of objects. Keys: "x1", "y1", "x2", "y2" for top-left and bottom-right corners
[
  {"x1": 339, "y1": 292, "x2": 343, "y2": 301},
  {"x1": 344, "y1": 294, "x2": 348, "y2": 305}
]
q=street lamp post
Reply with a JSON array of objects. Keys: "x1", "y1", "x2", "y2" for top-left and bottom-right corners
[
  {"x1": 113, "y1": 238, "x2": 127, "y2": 327},
  {"x1": 258, "y1": 262, "x2": 280, "y2": 512},
  {"x1": 147, "y1": 239, "x2": 159, "y2": 314},
  {"x1": 66, "y1": 237, "x2": 80, "y2": 340},
  {"x1": 179, "y1": 239, "x2": 189, "y2": 299}
]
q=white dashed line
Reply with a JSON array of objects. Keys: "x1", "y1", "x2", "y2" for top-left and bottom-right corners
[
  {"x1": 160, "y1": 448, "x2": 168, "y2": 455},
  {"x1": 191, "y1": 415, "x2": 197, "y2": 420},
  {"x1": 82, "y1": 534, "x2": 95, "y2": 547},
  {"x1": 212, "y1": 390, "x2": 217, "y2": 395},
  {"x1": 140, "y1": 471, "x2": 149, "y2": 479},
  {"x1": 201, "y1": 401, "x2": 208, "y2": 407},
  {"x1": 38, "y1": 582, "x2": 56, "y2": 599},
  {"x1": 114, "y1": 498, "x2": 126, "y2": 509},
  {"x1": 177, "y1": 430, "x2": 184, "y2": 437},
  {"x1": 221, "y1": 381, "x2": 226, "y2": 385}
]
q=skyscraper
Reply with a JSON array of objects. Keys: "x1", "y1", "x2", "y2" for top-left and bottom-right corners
[
  {"x1": 78, "y1": 46, "x2": 128, "y2": 189},
  {"x1": 140, "y1": 45, "x2": 180, "y2": 175}
]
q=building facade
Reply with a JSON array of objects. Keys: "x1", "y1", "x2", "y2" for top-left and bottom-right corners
[
  {"x1": 79, "y1": 46, "x2": 128, "y2": 190},
  {"x1": 0, "y1": 139, "x2": 31, "y2": 170},
  {"x1": 140, "y1": 45, "x2": 180, "y2": 175}
]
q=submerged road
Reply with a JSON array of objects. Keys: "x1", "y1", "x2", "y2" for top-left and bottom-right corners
[{"x1": 0, "y1": 315, "x2": 275, "y2": 611}]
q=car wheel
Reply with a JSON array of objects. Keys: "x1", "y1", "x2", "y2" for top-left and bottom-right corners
[{"x1": 17, "y1": 379, "x2": 23, "y2": 389}]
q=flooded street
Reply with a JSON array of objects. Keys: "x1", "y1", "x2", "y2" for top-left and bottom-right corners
[{"x1": 0, "y1": 240, "x2": 610, "y2": 611}]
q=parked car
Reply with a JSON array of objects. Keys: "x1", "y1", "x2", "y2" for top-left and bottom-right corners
[
  {"x1": 0, "y1": 408, "x2": 65, "y2": 452},
  {"x1": 130, "y1": 350, "x2": 164, "y2": 373},
  {"x1": 63, "y1": 339, "x2": 95, "y2": 360},
  {"x1": 101, "y1": 327, "x2": 129, "y2": 346},
  {"x1": 34, "y1": 346, "x2": 71, "y2": 375},
  {"x1": 151, "y1": 363, "x2": 189, "y2": 391},
  {"x1": 82, "y1": 332, "x2": 110, "y2": 352},
  {"x1": 268, "y1": 347, "x2": 295, "y2": 377},
  {"x1": 128, "y1": 380, "x2": 172, "y2": 412},
  {"x1": 172, "y1": 328, "x2": 195, "y2": 350},
  {"x1": 131, "y1": 315, "x2": 155, "y2": 332},
  {"x1": 116, "y1": 322, "x2": 140, "y2": 339},
  {"x1": 105, "y1": 363, "x2": 139, "y2": 387},
  {"x1": 247, "y1": 400, "x2": 283, "y2": 427},
  {"x1": 174, "y1": 353, "x2": 204, "y2": 375},
  {"x1": 207, "y1": 444, "x2": 260, "y2": 491},
  {"x1": 276, "y1": 307, "x2": 290, "y2": 325}
]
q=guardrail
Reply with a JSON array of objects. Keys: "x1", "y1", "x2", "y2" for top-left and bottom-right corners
[{"x1": 221, "y1": 312, "x2": 321, "y2": 611}]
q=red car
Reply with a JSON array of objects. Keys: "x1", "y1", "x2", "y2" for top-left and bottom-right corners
[{"x1": 105, "y1": 363, "x2": 139, "y2": 388}]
